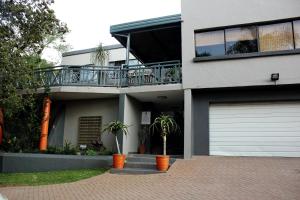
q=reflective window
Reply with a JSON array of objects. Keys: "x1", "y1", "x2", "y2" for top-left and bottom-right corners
[
  {"x1": 195, "y1": 30, "x2": 225, "y2": 57},
  {"x1": 294, "y1": 20, "x2": 300, "y2": 49},
  {"x1": 259, "y1": 22, "x2": 294, "y2": 52},
  {"x1": 225, "y1": 26, "x2": 258, "y2": 54}
]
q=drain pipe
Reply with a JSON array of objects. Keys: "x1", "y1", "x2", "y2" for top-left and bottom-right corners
[
  {"x1": 0, "y1": 108, "x2": 3, "y2": 145},
  {"x1": 39, "y1": 97, "x2": 51, "y2": 151}
]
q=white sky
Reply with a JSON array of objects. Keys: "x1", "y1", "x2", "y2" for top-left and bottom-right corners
[{"x1": 52, "y1": 0, "x2": 181, "y2": 50}]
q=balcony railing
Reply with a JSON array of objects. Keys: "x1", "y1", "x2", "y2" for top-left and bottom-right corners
[{"x1": 35, "y1": 60, "x2": 181, "y2": 87}]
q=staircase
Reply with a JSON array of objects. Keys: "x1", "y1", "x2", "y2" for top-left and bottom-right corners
[{"x1": 110, "y1": 154, "x2": 179, "y2": 174}]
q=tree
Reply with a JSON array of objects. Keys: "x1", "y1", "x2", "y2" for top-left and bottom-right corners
[
  {"x1": 150, "y1": 114, "x2": 179, "y2": 156},
  {"x1": 0, "y1": 0, "x2": 68, "y2": 150},
  {"x1": 103, "y1": 121, "x2": 129, "y2": 154}
]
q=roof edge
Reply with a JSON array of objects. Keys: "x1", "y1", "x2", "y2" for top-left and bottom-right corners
[
  {"x1": 62, "y1": 44, "x2": 124, "y2": 57},
  {"x1": 110, "y1": 14, "x2": 181, "y2": 34}
]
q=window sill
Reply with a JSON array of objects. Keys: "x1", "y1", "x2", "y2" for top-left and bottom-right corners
[{"x1": 193, "y1": 49, "x2": 300, "y2": 62}]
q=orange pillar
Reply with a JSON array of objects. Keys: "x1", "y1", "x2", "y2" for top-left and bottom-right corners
[
  {"x1": 39, "y1": 97, "x2": 51, "y2": 151},
  {"x1": 0, "y1": 108, "x2": 3, "y2": 145}
]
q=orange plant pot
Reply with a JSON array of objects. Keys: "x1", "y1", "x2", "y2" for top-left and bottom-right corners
[
  {"x1": 113, "y1": 154, "x2": 125, "y2": 169},
  {"x1": 156, "y1": 155, "x2": 170, "y2": 171},
  {"x1": 138, "y1": 144, "x2": 146, "y2": 154}
]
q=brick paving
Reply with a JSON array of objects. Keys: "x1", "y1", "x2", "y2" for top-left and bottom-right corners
[{"x1": 0, "y1": 156, "x2": 300, "y2": 200}]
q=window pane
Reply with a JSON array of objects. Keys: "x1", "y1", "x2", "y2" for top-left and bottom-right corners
[
  {"x1": 259, "y1": 22, "x2": 294, "y2": 52},
  {"x1": 195, "y1": 30, "x2": 225, "y2": 57},
  {"x1": 225, "y1": 26, "x2": 258, "y2": 55},
  {"x1": 294, "y1": 20, "x2": 300, "y2": 49}
]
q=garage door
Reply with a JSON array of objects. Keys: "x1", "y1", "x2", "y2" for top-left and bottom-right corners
[{"x1": 209, "y1": 102, "x2": 300, "y2": 157}]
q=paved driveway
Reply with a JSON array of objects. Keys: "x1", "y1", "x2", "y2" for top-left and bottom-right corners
[{"x1": 0, "y1": 156, "x2": 299, "y2": 200}]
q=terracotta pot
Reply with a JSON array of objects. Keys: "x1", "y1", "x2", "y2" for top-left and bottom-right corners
[
  {"x1": 156, "y1": 155, "x2": 170, "y2": 171},
  {"x1": 138, "y1": 144, "x2": 146, "y2": 154},
  {"x1": 113, "y1": 154, "x2": 125, "y2": 169}
]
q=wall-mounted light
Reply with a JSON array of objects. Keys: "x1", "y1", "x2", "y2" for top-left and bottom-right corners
[
  {"x1": 271, "y1": 73, "x2": 279, "y2": 82},
  {"x1": 157, "y1": 96, "x2": 168, "y2": 100}
]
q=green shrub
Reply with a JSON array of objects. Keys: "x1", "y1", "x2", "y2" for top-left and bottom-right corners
[
  {"x1": 62, "y1": 141, "x2": 77, "y2": 155},
  {"x1": 86, "y1": 149, "x2": 97, "y2": 156}
]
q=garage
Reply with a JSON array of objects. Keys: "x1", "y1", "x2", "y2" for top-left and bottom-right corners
[{"x1": 209, "y1": 102, "x2": 300, "y2": 157}]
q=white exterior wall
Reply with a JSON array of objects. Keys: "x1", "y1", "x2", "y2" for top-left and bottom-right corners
[
  {"x1": 63, "y1": 98, "x2": 119, "y2": 151},
  {"x1": 61, "y1": 47, "x2": 136, "y2": 66},
  {"x1": 181, "y1": 0, "x2": 300, "y2": 89}
]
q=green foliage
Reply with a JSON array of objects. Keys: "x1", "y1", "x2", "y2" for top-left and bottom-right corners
[
  {"x1": 103, "y1": 120, "x2": 129, "y2": 136},
  {"x1": 91, "y1": 43, "x2": 109, "y2": 65},
  {"x1": 0, "y1": 169, "x2": 107, "y2": 186},
  {"x1": 62, "y1": 141, "x2": 77, "y2": 155},
  {"x1": 86, "y1": 149, "x2": 97, "y2": 156},
  {"x1": 0, "y1": 0, "x2": 68, "y2": 152},
  {"x1": 150, "y1": 114, "x2": 179, "y2": 137},
  {"x1": 138, "y1": 125, "x2": 149, "y2": 145}
]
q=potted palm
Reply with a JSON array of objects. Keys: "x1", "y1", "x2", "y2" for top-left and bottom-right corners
[
  {"x1": 150, "y1": 114, "x2": 178, "y2": 171},
  {"x1": 103, "y1": 120, "x2": 129, "y2": 169}
]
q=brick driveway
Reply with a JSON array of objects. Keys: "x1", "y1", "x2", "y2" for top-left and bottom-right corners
[{"x1": 0, "y1": 156, "x2": 299, "y2": 200}]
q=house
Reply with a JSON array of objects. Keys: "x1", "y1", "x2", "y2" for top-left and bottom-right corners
[{"x1": 38, "y1": 0, "x2": 300, "y2": 158}]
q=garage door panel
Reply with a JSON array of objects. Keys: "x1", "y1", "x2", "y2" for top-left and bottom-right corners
[
  {"x1": 210, "y1": 137, "x2": 300, "y2": 142},
  {"x1": 210, "y1": 131, "x2": 300, "y2": 137},
  {"x1": 209, "y1": 102, "x2": 300, "y2": 157},
  {"x1": 210, "y1": 146, "x2": 300, "y2": 152},
  {"x1": 211, "y1": 151, "x2": 300, "y2": 157}
]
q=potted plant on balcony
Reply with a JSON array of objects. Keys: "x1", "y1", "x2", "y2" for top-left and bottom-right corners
[
  {"x1": 150, "y1": 114, "x2": 178, "y2": 171},
  {"x1": 103, "y1": 120, "x2": 129, "y2": 169}
]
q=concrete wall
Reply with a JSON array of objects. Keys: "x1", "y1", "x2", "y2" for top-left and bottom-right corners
[
  {"x1": 63, "y1": 98, "x2": 119, "y2": 151},
  {"x1": 0, "y1": 153, "x2": 112, "y2": 173},
  {"x1": 122, "y1": 95, "x2": 142, "y2": 154},
  {"x1": 48, "y1": 105, "x2": 65, "y2": 147},
  {"x1": 61, "y1": 47, "x2": 136, "y2": 66},
  {"x1": 181, "y1": 0, "x2": 300, "y2": 89}
]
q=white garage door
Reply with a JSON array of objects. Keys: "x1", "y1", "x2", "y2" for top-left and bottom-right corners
[{"x1": 209, "y1": 102, "x2": 300, "y2": 157}]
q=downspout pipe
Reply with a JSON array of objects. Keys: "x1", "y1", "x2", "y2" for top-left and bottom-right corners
[
  {"x1": 0, "y1": 108, "x2": 3, "y2": 145},
  {"x1": 39, "y1": 97, "x2": 51, "y2": 151}
]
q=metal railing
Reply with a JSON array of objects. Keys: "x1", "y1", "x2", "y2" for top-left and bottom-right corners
[{"x1": 35, "y1": 60, "x2": 181, "y2": 87}]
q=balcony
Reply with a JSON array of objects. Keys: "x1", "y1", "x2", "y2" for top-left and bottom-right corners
[{"x1": 35, "y1": 60, "x2": 181, "y2": 88}]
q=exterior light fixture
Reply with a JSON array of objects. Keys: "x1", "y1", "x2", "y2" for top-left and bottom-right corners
[
  {"x1": 271, "y1": 73, "x2": 279, "y2": 81},
  {"x1": 157, "y1": 96, "x2": 168, "y2": 100}
]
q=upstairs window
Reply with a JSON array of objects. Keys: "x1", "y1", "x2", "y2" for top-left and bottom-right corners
[
  {"x1": 194, "y1": 18, "x2": 300, "y2": 60},
  {"x1": 225, "y1": 26, "x2": 258, "y2": 55},
  {"x1": 195, "y1": 30, "x2": 225, "y2": 57},
  {"x1": 294, "y1": 20, "x2": 300, "y2": 49},
  {"x1": 259, "y1": 22, "x2": 294, "y2": 52}
]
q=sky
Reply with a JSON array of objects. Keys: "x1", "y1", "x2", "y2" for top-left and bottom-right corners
[{"x1": 52, "y1": 0, "x2": 181, "y2": 50}]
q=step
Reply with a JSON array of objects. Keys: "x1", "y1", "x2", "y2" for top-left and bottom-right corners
[
  {"x1": 126, "y1": 156, "x2": 176, "y2": 164},
  {"x1": 110, "y1": 167, "x2": 166, "y2": 175},
  {"x1": 125, "y1": 161, "x2": 156, "y2": 169},
  {"x1": 128, "y1": 153, "x2": 183, "y2": 159}
]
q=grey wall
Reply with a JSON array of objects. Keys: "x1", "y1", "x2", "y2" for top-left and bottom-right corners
[
  {"x1": 48, "y1": 105, "x2": 65, "y2": 147},
  {"x1": 0, "y1": 153, "x2": 112, "y2": 173},
  {"x1": 122, "y1": 95, "x2": 142, "y2": 154},
  {"x1": 63, "y1": 98, "x2": 119, "y2": 151},
  {"x1": 181, "y1": 0, "x2": 300, "y2": 89},
  {"x1": 192, "y1": 86, "x2": 300, "y2": 155}
]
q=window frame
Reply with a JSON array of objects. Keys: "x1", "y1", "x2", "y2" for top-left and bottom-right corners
[{"x1": 194, "y1": 17, "x2": 300, "y2": 62}]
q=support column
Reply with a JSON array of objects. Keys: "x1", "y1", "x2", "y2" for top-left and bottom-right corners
[
  {"x1": 0, "y1": 108, "x2": 4, "y2": 145},
  {"x1": 184, "y1": 89, "x2": 193, "y2": 159},
  {"x1": 125, "y1": 33, "x2": 131, "y2": 66},
  {"x1": 39, "y1": 97, "x2": 51, "y2": 151}
]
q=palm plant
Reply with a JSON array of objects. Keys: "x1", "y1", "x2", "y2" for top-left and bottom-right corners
[
  {"x1": 91, "y1": 43, "x2": 109, "y2": 65},
  {"x1": 103, "y1": 120, "x2": 129, "y2": 154},
  {"x1": 150, "y1": 114, "x2": 178, "y2": 155}
]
